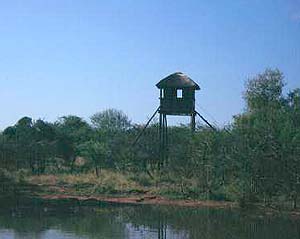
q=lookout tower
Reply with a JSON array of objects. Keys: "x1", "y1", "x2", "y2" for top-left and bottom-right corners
[
  {"x1": 156, "y1": 72, "x2": 200, "y2": 131},
  {"x1": 156, "y1": 72, "x2": 200, "y2": 165},
  {"x1": 133, "y1": 72, "x2": 214, "y2": 169},
  {"x1": 156, "y1": 72, "x2": 200, "y2": 115}
]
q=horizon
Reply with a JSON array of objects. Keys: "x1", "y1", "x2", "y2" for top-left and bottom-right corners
[{"x1": 1, "y1": 0, "x2": 300, "y2": 130}]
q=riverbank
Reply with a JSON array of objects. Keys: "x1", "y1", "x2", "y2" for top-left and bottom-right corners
[
  {"x1": 2, "y1": 170, "x2": 300, "y2": 217},
  {"x1": 23, "y1": 171, "x2": 236, "y2": 208},
  {"x1": 40, "y1": 194, "x2": 235, "y2": 208},
  {"x1": 36, "y1": 194, "x2": 300, "y2": 219}
]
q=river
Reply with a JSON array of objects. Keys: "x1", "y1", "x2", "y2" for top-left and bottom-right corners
[{"x1": 0, "y1": 197, "x2": 299, "y2": 239}]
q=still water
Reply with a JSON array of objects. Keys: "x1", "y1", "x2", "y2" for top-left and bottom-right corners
[{"x1": 0, "y1": 197, "x2": 299, "y2": 239}]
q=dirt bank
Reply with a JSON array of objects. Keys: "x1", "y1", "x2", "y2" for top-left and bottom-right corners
[{"x1": 40, "y1": 194, "x2": 236, "y2": 208}]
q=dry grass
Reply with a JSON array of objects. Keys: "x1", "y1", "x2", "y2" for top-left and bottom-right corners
[{"x1": 27, "y1": 170, "x2": 146, "y2": 196}]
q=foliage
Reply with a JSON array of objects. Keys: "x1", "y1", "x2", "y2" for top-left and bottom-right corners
[
  {"x1": 91, "y1": 109, "x2": 131, "y2": 132},
  {"x1": 1, "y1": 69, "x2": 300, "y2": 209},
  {"x1": 78, "y1": 141, "x2": 108, "y2": 176}
]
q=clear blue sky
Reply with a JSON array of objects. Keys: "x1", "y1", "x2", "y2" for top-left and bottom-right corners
[{"x1": 1, "y1": 0, "x2": 300, "y2": 129}]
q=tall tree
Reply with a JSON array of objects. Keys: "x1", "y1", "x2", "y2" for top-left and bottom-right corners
[
  {"x1": 91, "y1": 109, "x2": 132, "y2": 169},
  {"x1": 234, "y1": 69, "x2": 287, "y2": 204},
  {"x1": 55, "y1": 115, "x2": 93, "y2": 171},
  {"x1": 91, "y1": 109, "x2": 131, "y2": 132}
]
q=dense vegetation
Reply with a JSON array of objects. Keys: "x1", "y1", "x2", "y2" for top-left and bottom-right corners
[{"x1": 1, "y1": 69, "x2": 300, "y2": 208}]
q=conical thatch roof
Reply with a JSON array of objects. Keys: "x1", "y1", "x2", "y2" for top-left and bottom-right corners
[{"x1": 156, "y1": 72, "x2": 200, "y2": 90}]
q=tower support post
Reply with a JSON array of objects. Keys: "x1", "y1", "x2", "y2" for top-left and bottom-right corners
[
  {"x1": 159, "y1": 112, "x2": 168, "y2": 170},
  {"x1": 159, "y1": 112, "x2": 163, "y2": 169},
  {"x1": 191, "y1": 111, "x2": 196, "y2": 132}
]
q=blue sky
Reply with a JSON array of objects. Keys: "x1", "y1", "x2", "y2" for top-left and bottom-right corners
[{"x1": 0, "y1": 0, "x2": 300, "y2": 129}]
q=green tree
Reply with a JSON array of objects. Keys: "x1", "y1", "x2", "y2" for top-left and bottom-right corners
[
  {"x1": 91, "y1": 109, "x2": 132, "y2": 169},
  {"x1": 79, "y1": 141, "x2": 108, "y2": 177},
  {"x1": 283, "y1": 88, "x2": 300, "y2": 208},
  {"x1": 55, "y1": 115, "x2": 93, "y2": 171},
  {"x1": 244, "y1": 68, "x2": 285, "y2": 111},
  {"x1": 233, "y1": 69, "x2": 287, "y2": 204},
  {"x1": 91, "y1": 109, "x2": 131, "y2": 132}
]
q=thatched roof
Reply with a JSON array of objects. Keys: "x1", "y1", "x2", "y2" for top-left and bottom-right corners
[{"x1": 156, "y1": 72, "x2": 200, "y2": 90}]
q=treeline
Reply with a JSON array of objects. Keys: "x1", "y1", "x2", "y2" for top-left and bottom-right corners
[{"x1": 1, "y1": 68, "x2": 300, "y2": 207}]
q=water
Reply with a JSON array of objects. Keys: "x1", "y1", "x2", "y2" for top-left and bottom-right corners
[{"x1": 0, "y1": 197, "x2": 299, "y2": 239}]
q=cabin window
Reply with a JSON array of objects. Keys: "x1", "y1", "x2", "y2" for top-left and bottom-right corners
[{"x1": 177, "y1": 89, "x2": 183, "y2": 98}]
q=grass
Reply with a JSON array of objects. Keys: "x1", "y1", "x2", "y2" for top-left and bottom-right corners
[
  {"x1": 2, "y1": 169, "x2": 235, "y2": 201},
  {"x1": 1, "y1": 167, "x2": 300, "y2": 217},
  {"x1": 3, "y1": 169, "x2": 300, "y2": 213},
  {"x1": 26, "y1": 170, "x2": 149, "y2": 196},
  {"x1": 25, "y1": 170, "x2": 225, "y2": 200},
  {"x1": 26, "y1": 171, "x2": 198, "y2": 199}
]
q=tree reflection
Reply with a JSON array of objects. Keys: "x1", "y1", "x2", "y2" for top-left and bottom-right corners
[{"x1": 0, "y1": 199, "x2": 299, "y2": 239}]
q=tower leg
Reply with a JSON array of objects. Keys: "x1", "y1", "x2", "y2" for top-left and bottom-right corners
[
  {"x1": 159, "y1": 113, "x2": 168, "y2": 170},
  {"x1": 191, "y1": 111, "x2": 196, "y2": 132},
  {"x1": 159, "y1": 113, "x2": 163, "y2": 170},
  {"x1": 163, "y1": 114, "x2": 168, "y2": 166}
]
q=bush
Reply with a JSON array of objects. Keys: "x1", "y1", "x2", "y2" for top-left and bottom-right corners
[
  {"x1": 0, "y1": 169, "x2": 15, "y2": 182},
  {"x1": 129, "y1": 172, "x2": 153, "y2": 187}
]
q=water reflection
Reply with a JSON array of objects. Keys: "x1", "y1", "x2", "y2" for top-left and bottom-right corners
[{"x1": 0, "y1": 197, "x2": 299, "y2": 239}]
